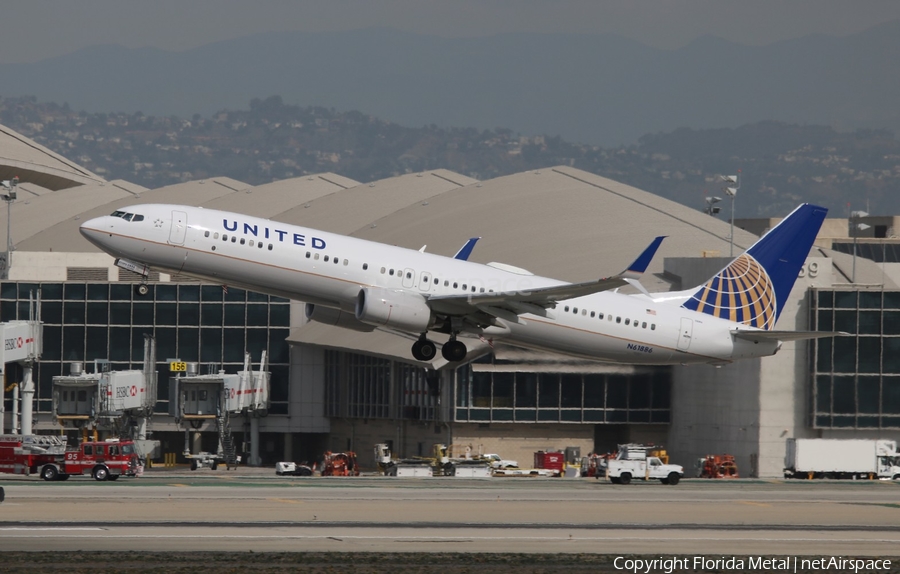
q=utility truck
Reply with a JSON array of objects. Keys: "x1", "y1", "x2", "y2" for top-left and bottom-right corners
[
  {"x1": 604, "y1": 443, "x2": 684, "y2": 485},
  {"x1": 784, "y1": 439, "x2": 900, "y2": 480},
  {"x1": 483, "y1": 453, "x2": 518, "y2": 469}
]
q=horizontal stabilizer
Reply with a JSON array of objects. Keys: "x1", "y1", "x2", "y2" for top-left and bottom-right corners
[{"x1": 731, "y1": 329, "x2": 848, "y2": 343}]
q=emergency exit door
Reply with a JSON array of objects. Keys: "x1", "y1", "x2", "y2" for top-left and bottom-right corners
[{"x1": 677, "y1": 318, "x2": 693, "y2": 351}]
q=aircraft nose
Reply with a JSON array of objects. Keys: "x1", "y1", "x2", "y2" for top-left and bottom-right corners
[{"x1": 79, "y1": 216, "x2": 110, "y2": 246}]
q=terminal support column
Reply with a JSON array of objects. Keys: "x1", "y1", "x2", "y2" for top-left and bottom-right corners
[
  {"x1": 250, "y1": 416, "x2": 260, "y2": 466},
  {"x1": 11, "y1": 383, "x2": 18, "y2": 433},
  {"x1": 20, "y1": 364, "x2": 33, "y2": 435}
]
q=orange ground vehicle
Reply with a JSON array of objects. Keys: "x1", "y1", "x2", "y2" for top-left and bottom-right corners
[
  {"x1": 699, "y1": 454, "x2": 739, "y2": 478},
  {"x1": 321, "y1": 451, "x2": 359, "y2": 476}
]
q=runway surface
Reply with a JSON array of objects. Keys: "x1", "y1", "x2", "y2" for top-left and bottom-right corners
[{"x1": 1, "y1": 471, "x2": 899, "y2": 555}]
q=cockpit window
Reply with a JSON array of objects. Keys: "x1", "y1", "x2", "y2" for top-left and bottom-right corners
[{"x1": 109, "y1": 211, "x2": 145, "y2": 222}]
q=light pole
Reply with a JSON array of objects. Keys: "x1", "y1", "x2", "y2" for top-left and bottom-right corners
[
  {"x1": 850, "y1": 210, "x2": 870, "y2": 283},
  {"x1": 704, "y1": 196, "x2": 722, "y2": 217},
  {"x1": 1, "y1": 176, "x2": 17, "y2": 278},
  {"x1": 720, "y1": 173, "x2": 740, "y2": 257}
]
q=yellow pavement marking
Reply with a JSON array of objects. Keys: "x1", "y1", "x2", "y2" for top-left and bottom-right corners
[{"x1": 267, "y1": 498, "x2": 303, "y2": 504}]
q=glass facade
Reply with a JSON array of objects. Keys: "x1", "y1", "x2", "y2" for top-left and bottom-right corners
[
  {"x1": 324, "y1": 350, "x2": 438, "y2": 421},
  {"x1": 0, "y1": 282, "x2": 292, "y2": 416},
  {"x1": 812, "y1": 289, "x2": 900, "y2": 429},
  {"x1": 455, "y1": 359, "x2": 671, "y2": 424},
  {"x1": 830, "y1": 242, "x2": 900, "y2": 264}
]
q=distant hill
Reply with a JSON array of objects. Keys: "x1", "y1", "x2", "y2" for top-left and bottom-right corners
[
  {"x1": 1, "y1": 23, "x2": 899, "y2": 146},
  {"x1": 3, "y1": 96, "x2": 898, "y2": 218}
]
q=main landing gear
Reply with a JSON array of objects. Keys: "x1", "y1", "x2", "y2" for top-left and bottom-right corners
[
  {"x1": 442, "y1": 338, "x2": 467, "y2": 362},
  {"x1": 410, "y1": 335, "x2": 468, "y2": 362},
  {"x1": 411, "y1": 336, "x2": 437, "y2": 361}
]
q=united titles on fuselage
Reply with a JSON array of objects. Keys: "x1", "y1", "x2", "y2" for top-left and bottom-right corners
[{"x1": 222, "y1": 219, "x2": 327, "y2": 249}]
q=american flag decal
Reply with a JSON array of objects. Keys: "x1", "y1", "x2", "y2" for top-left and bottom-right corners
[{"x1": 682, "y1": 254, "x2": 777, "y2": 330}]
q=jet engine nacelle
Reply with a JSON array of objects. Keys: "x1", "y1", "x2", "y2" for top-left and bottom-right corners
[
  {"x1": 355, "y1": 287, "x2": 432, "y2": 333},
  {"x1": 305, "y1": 303, "x2": 376, "y2": 333}
]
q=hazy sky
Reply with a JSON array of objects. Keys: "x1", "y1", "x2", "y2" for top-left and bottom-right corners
[{"x1": 2, "y1": 0, "x2": 899, "y2": 64}]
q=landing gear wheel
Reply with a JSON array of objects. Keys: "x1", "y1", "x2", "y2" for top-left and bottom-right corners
[
  {"x1": 135, "y1": 283, "x2": 150, "y2": 296},
  {"x1": 411, "y1": 338, "x2": 437, "y2": 361},
  {"x1": 190, "y1": 459, "x2": 198, "y2": 471},
  {"x1": 441, "y1": 339, "x2": 468, "y2": 362}
]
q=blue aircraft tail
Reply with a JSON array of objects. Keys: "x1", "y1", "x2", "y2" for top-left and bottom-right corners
[{"x1": 681, "y1": 203, "x2": 827, "y2": 329}]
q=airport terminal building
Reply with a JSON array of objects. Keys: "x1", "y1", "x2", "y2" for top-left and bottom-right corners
[{"x1": 1, "y1": 122, "x2": 899, "y2": 476}]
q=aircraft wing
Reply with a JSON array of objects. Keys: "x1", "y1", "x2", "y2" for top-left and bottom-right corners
[
  {"x1": 427, "y1": 236, "x2": 665, "y2": 320},
  {"x1": 731, "y1": 329, "x2": 848, "y2": 343}
]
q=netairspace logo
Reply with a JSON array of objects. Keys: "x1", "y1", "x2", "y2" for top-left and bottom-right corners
[{"x1": 613, "y1": 556, "x2": 892, "y2": 573}]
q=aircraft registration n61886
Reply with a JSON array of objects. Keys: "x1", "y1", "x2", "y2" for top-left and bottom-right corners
[{"x1": 80, "y1": 203, "x2": 839, "y2": 365}]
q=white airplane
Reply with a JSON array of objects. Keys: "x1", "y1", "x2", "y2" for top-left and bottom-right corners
[{"x1": 79, "y1": 202, "x2": 833, "y2": 365}]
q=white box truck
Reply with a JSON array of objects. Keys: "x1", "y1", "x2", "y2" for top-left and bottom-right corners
[{"x1": 784, "y1": 439, "x2": 900, "y2": 479}]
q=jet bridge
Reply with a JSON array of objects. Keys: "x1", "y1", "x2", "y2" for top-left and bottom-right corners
[
  {"x1": 169, "y1": 351, "x2": 269, "y2": 468},
  {"x1": 51, "y1": 336, "x2": 159, "y2": 459},
  {"x1": 0, "y1": 293, "x2": 43, "y2": 436}
]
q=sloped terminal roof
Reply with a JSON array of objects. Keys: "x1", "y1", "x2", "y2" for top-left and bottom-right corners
[
  {"x1": 0, "y1": 124, "x2": 104, "y2": 190},
  {"x1": 17, "y1": 177, "x2": 249, "y2": 252},
  {"x1": 350, "y1": 166, "x2": 759, "y2": 289},
  {"x1": 273, "y1": 170, "x2": 477, "y2": 234},
  {"x1": 203, "y1": 173, "x2": 360, "y2": 217},
  {"x1": 4, "y1": 179, "x2": 146, "y2": 252},
  {"x1": 13, "y1": 169, "x2": 475, "y2": 252}
]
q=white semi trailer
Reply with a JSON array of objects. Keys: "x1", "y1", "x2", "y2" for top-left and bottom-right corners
[{"x1": 784, "y1": 439, "x2": 900, "y2": 480}]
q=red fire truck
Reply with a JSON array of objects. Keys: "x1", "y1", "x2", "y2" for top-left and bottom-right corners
[{"x1": 0, "y1": 435, "x2": 141, "y2": 481}]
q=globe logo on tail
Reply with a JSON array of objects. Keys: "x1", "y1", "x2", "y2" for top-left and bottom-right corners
[{"x1": 684, "y1": 254, "x2": 777, "y2": 330}]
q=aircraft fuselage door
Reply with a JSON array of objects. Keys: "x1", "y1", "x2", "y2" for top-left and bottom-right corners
[
  {"x1": 402, "y1": 268, "x2": 415, "y2": 289},
  {"x1": 677, "y1": 318, "x2": 693, "y2": 351},
  {"x1": 418, "y1": 271, "x2": 432, "y2": 292},
  {"x1": 168, "y1": 210, "x2": 188, "y2": 245}
]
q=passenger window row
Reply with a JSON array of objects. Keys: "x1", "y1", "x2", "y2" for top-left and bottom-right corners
[
  {"x1": 304, "y1": 252, "x2": 349, "y2": 266},
  {"x1": 201, "y1": 235, "x2": 498, "y2": 297},
  {"x1": 563, "y1": 304, "x2": 656, "y2": 330},
  {"x1": 204, "y1": 230, "x2": 273, "y2": 251},
  {"x1": 372, "y1": 266, "x2": 493, "y2": 293}
]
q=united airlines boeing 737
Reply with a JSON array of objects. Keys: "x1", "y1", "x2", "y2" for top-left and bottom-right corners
[{"x1": 79, "y1": 202, "x2": 833, "y2": 365}]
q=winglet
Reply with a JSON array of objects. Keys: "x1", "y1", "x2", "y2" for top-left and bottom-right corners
[
  {"x1": 622, "y1": 236, "x2": 666, "y2": 279},
  {"x1": 454, "y1": 237, "x2": 481, "y2": 260}
]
